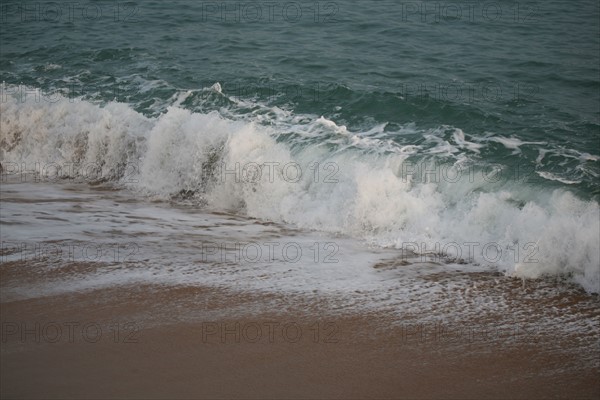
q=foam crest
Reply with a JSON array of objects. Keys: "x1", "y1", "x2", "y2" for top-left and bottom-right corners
[{"x1": 1, "y1": 89, "x2": 598, "y2": 293}]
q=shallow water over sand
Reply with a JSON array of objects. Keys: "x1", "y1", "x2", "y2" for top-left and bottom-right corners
[{"x1": 2, "y1": 181, "x2": 598, "y2": 367}]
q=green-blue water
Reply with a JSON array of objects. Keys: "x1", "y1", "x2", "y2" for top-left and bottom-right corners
[{"x1": 2, "y1": 1, "x2": 598, "y2": 193}]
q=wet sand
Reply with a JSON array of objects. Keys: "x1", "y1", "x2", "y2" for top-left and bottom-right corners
[{"x1": 1, "y1": 268, "x2": 599, "y2": 399}]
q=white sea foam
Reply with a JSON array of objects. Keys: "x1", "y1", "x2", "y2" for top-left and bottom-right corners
[
  {"x1": 1, "y1": 88, "x2": 599, "y2": 293},
  {"x1": 536, "y1": 171, "x2": 581, "y2": 185},
  {"x1": 489, "y1": 136, "x2": 546, "y2": 154}
]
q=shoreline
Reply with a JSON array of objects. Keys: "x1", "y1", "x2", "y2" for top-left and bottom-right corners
[{"x1": 1, "y1": 182, "x2": 599, "y2": 398}]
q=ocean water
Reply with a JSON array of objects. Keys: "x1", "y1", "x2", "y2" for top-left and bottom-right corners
[{"x1": 1, "y1": 0, "x2": 599, "y2": 295}]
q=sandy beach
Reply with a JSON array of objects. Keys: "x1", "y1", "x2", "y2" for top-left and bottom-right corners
[{"x1": 2, "y1": 258, "x2": 599, "y2": 399}]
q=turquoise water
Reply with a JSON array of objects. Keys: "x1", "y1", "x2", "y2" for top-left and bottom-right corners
[
  {"x1": 2, "y1": 1, "x2": 599, "y2": 192},
  {"x1": 1, "y1": 1, "x2": 599, "y2": 291}
]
